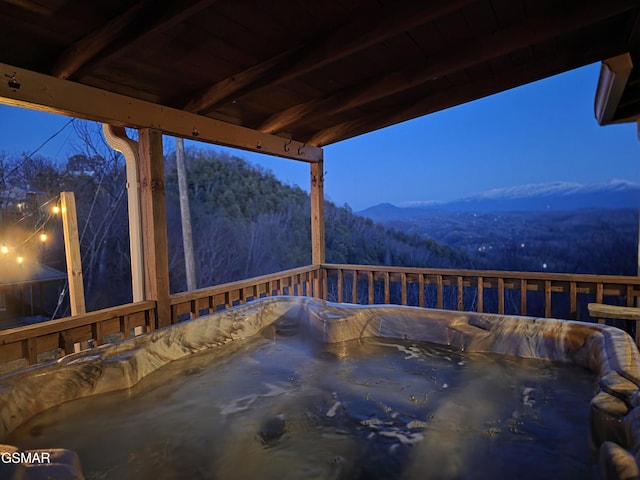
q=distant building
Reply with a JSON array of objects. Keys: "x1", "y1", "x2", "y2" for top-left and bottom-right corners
[
  {"x1": 0, "y1": 257, "x2": 66, "y2": 329},
  {"x1": 0, "y1": 185, "x2": 47, "y2": 221}
]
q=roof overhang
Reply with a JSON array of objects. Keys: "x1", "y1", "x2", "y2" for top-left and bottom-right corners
[{"x1": 1, "y1": 1, "x2": 639, "y2": 157}]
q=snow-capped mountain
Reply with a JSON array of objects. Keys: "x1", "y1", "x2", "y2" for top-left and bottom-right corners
[
  {"x1": 457, "y1": 180, "x2": 635, "y2": 201},
  {"x1": 360, "y1": 180, "x2": 640, "y2": 218}
]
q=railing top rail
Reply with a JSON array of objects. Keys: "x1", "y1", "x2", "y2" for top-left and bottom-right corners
[
  {"x1": 170, "y1": 264, "x2": 321, "y2": 304},
  {"x1": 321, "y1": 263, "x2": 640, "y2": 284}
]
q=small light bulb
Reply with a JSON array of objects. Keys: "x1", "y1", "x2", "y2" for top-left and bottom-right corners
[
  {"x1": 17, "y1": 256, "x2": 23, "y2": 264},
  {"x1": 40, "y1": 233, "x2": 47, "y2": 242},
  {"x1": 1, "y1": 245, "x2": 7, "y2": 254},
  {"x1": 53, "y1": 205, "x2": 60, "y2": 214}
]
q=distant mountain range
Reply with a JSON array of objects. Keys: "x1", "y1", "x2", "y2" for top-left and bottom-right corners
[{"x1": 359, "y1": 180, "x2": 640, "y2": 219}]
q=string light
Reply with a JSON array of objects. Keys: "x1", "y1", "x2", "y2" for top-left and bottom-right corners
[{"x1": 0, "y1": 194, "x2": 59, "y2": 264}]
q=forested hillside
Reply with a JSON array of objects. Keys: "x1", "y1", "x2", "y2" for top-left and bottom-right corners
[
  {"x1": 0, "y1": 141, "x2": 467, "y2": 314},
  {"x1": 164, "y1": 148, "x2": 468, "y2": 291}
]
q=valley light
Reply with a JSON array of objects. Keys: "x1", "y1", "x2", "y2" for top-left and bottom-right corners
[
  {"x1": 40, "y1": 232, "x2": 47, "y2": 242},
  {"x1": 17, "y1": 256, "x2": 23, "y2": 264},
  {"x1": 1, "y1": 245, "x2": 7, "y2": 254},
  {"x1": 52, "y1": 205, "x2": 60, "y2": 214}
]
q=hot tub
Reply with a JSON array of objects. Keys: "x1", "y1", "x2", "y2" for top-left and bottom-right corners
[{"x1": 1, "y1": 296, "x2": 639, "y2": 479}]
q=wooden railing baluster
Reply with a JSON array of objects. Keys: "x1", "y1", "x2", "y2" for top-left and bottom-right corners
[
  {"x1": 384, "y1": 272, "x2": 390, "y2": 304},
  {"x1": 368, "y1": 271, "x2": 374, "y2": 305},
  {"x1": 401, "y1": 272, "x2": 408, "y2": 306}
]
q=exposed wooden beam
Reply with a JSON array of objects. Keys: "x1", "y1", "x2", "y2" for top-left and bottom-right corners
[
  {"x1": 52, "y1": 0, "x2": 219, "y2": 80},
  {"x1": 0, "y1": 62, "x2": 322, "y2": 162},
  {"x1": 310, "y1": 40, "x2": 628, "y2": 146},
  {"x1": 183, "y1": 0, "x2": 475, "y2": 114},
  {"x1": 261, "y1": 0, "x2": 640, "y2": 135}
]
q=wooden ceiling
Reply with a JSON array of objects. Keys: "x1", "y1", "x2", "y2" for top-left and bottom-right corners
[{"x1": 1, "y1": 0, "x2": 639, "y2": 153}]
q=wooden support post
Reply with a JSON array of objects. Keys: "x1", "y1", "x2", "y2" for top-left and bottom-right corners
[
  {"x1": 60, "y1": 191, "x2": 86, "y2": 316},
  {"x1": 138, "y1": 128, "x2": 171, "y2": 329},
  {"x1": 310, "y1": 160, "x2": 325, "y2": 264}
]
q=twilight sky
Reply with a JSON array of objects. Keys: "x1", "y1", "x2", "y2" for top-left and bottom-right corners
[{"x1": 1, "y1": 62, "x2": 638, "y2": 211}]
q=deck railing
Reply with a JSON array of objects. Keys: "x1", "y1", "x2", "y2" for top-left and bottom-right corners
[
  {"x1": 2, "y1": 262, "x2": 639, "y2": 373},
  {"x1": 169, "y1": 264, "x2": 322, "y2": 322},
  {"x1": 0, "y1": 265, "x2": 321, "y2": 373},
  {"x1": 321, "y1": 263, "x2": 640, "y2": 322},
  {"x1": 0, "y1": 301, "x2": 157, "y2": 374}
]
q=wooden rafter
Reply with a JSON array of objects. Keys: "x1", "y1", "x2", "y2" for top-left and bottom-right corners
[
  {"x1": 260, "y1": 0, "x2": 640, "y2": 136},
  {"x1": 309, "y1": 39, "x2": 628, "y2": 146},
  {"x1": 182, "y1": 0, "x2": 476, "y2": 114},
  {"x1": 51, "y1": 0, "x2": 219, "y2": 80},
  {"x1": 51, "y1": 0, "x2": 153, "y2": 79}
]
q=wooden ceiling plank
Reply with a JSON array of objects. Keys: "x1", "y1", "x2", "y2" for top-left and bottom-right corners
[
  {"x1": 0, "y1": 62, "x2": 322, "y2": 162},
  {"x1": 461, "y1": 2, "x2": 499, "y2": 37},
  {"x1": 1, "y1": 0, "x2": 65, "y2": 16},
  {"x1": 183, "y1": 48, "x2": 304, "y2": 114},
  {"x1": 309, "y1": 39, "x2": 628, "y2": 146},
  {"x1": 51, "y1": 0, "x2": 154, "y2": 79},
  {"x1": 183, "y1": 0, "x2": 476, "y2": 114},
  {"x1": 260, "y1": 0, "x2": 639, "y2": 135},
  {"x1": 490, "y1": 0, "x2": 526, "y2": 27},
  {"x1": 52, "y1": 0, "x2": 219, "y2": 80}
]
